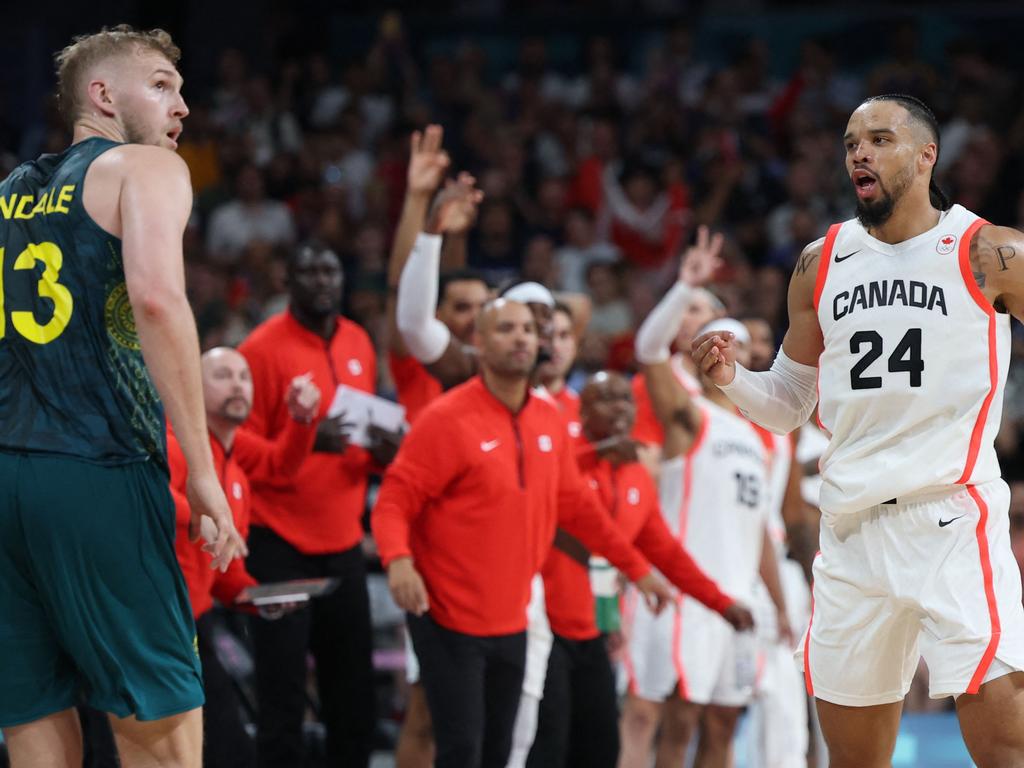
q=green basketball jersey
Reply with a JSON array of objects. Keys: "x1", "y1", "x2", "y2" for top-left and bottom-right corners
[{"x1": 0, "y1": 137, "x2": 165, "y2": 465}]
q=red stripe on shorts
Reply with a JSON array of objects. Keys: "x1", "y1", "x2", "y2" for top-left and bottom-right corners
[
  {"x1": 966, "y1": 485, "x2": 1001, "y2": 694},
  {"x1": 803, "y1": 551, "x2": 821, "y2": 697}
]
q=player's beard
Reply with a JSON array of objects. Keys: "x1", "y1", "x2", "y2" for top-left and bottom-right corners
[
  {"x1": 120, "y1": 112, "x2": 156, "y2": 146},
  {"x1": 856, "y1": 164, "x2": 913, "y2": 229}
]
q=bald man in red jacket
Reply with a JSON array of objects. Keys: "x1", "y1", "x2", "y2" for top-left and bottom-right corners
[{"x1": 373, "y1": 300, "x2": 671, "y2": 768}]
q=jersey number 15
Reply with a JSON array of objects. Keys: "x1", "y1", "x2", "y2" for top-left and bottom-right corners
[
  {"x1": 0, "y1": 242, "x2": 73, "y2": 344},
  {"x1": 850, "y1": 328, "x2": 923, "y2": 390}
]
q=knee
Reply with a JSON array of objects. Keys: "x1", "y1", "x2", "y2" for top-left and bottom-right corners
[
  {"x1": 970, "y1": 745, "x2": 1024, "y2": 768},
  {"x1": 660, "y1": 703, "x2": 698, "y2": 747},
  {"x1": 620, "y1": 700, "x2": 660, "y2": 739},
  {"x1": 701, "y1": 708, "x2": 740, "y2": 746}
]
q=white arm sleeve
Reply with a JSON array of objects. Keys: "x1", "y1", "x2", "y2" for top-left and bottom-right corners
[
  {"x1": 635, "y1": 282, "x2": 693, "y2": 365},
  {"x1": 719, "y1": 349, "x2": 819, "y2": 435},
  {"x1": 396, "y1": 233, "x2": 451, "y2": 365}
]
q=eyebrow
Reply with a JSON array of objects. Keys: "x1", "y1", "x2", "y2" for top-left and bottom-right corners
[{"x1": 843, "y1": 127, "x2": 896, "y2": 141}]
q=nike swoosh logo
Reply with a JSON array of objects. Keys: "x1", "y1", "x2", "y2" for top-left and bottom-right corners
[
  {"x1": 834, "y1": 249, "x2": 860, "y2": 263},
  {"x1": 938, "y1": 515, "x2": 965, "y2": 528},
  {"x1": 480, "y1": 440, "x2": 501, "y2": 453}
]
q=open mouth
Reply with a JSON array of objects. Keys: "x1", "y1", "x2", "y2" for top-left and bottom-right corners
[
  {"x1": 166, "y1": 127, "x2": 182, "y2": 146},
  {"x1": 852, "y1": 169, "x2": 878, "y2": 199}
]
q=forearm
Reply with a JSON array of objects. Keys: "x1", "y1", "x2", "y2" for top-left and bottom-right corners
[
  {"x1": 719, "y1": 350, "x2": 818, "y2": 434},
  {"x1": 637, "y1": 516, "x2": 733, "y2": 614},
  {"x1": 759, "y1": 529, "x2": 788, "y2": 617},
  {"x1": 135, "y1": 293, "x2": 215, "y2": 478},
  {"x1": 635, "y1": 282, "x2": 692, "y2": 365},
  {"x1": 560, "y1": 496, "x2": 650, "y2": 582},
  {"x1": 440, "y1": 231, "x2": 468, "y2": 270},
  {"x1": 396, "y1": 233, "x2": 451, "y2": 364},
  {"x1": 388, "y1": 192, "x2": 432, "y2": 288}
]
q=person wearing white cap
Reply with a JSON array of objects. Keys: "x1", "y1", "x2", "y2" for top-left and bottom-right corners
[
  {"x1": 619, "y1": 232, "x2": 790, "y2": 768},
  {"x1": 398, "y1": 228, "x2": 590, "y2": 768}
]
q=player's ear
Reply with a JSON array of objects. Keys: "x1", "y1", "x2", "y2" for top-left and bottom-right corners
[
  {"x1": 86, "y1": 78, "x2": 116, "y2": 118},
  {"x1": 919, "y1": 141, "x2": 937, "y2": 172}
]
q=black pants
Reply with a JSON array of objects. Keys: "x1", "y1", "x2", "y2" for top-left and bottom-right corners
[
  {"x1": 196, "y1": 611, "x2": 257, "y2": 768},
  {"x1": 246, "y1": 526, "x2": 375, "y2": 768},
  {"x1": 527, "y1": 634, "x2": 619, "y2": 768},
  {"x1": 407, "y1": 613, "x2": 526, "y2": 768}
]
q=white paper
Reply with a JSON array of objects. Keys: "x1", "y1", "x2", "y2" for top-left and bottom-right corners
[{"x1": 327, "y1": 384, "x2": 407, "y2": 447}]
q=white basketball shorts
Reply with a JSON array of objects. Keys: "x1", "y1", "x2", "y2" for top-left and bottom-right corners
[
  {"x1": 624, "y1": 593, "x2": 754, "y2": 707},
  {"x1": 800, "y1": 479, "x2": 1024, "y2": 706}
]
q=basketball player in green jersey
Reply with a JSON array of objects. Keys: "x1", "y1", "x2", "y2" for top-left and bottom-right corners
[{"x1": 0, "y1": 26, "x2": 246, "y2": 768}]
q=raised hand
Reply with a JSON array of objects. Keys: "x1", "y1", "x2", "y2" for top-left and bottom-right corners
[
  {"x1": 285, "y1": 372, "x2": 321, "y2": 424},
  {"x1": 679, "y1": 224, "x2": 725, "y2": 288},
  {"x1": 407, "y1": 124, "x2": 450, "y2": 197},
  {"x1": 425, "y1": 172, "x2": 484, "y2": 235}
]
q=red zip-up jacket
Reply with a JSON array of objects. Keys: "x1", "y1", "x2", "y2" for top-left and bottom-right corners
[
  {"x1": 372, "y1": 376, "x2": 653, "y2": 637},
  {"x1": 240, "y1": 310, "x2": 377, "y2": 554},
  {"x1": 169, "y1": 416, "x2": 316, "y2": 618},
  {"x1": 389, "y1": 350, "x2": 443, "y2": 424},
  {"x1": 542, "y1": 451, "x2": 735, "y2": 640}
]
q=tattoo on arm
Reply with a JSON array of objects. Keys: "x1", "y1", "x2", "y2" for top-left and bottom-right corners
[
  {"x1": 795, "y1": 249, "x2": 819, "y2": 276},
  {"x1": 997, "y1": 246, "x2": 1016, "y2": 272}
]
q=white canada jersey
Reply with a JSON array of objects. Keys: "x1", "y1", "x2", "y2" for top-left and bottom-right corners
[
  {"x1": 660, "y1": 399, "x2": 769, "y2": 602},
  {"x1": 814, "y1": 205, "x2": 1009, "y2": 517}
]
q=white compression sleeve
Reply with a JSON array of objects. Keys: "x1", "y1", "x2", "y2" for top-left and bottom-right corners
[
  {"x1": 396, "y1": 233, "x2": 451, "y2": 364},
  {"x1": 635, "y1": 282, "x2": 693, "y2": 365},
  {"x1": 719, "y1": 349, "x2": 819, "y2": 435}
]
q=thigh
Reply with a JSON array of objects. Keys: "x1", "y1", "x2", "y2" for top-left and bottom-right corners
[
  {"x1": 919, "y1": 482, "x2": 1024, "y2": 698},
  {"x1": 568, "y1": 637, "x2": 619, "y2": 768},
  {"x1": 957, "y1": 671, "x2": 1024, "y2": 768},
  {"x1": 623, "y1": 592, "x2": 679, "y2": 703},
  {"x1": 678, "y1": 601, "x2": 736, "y2": 706},
  {"x1": 0, "y1": 453, "x2": 78, "y2": 727},
  {"x1": 815, "y1": 699, "x2": 902, "y2": 768},
  {"x1": 482, "y1": 631, "x2": 528, "y2": 767},
  {"x1": 806, "y1": 524, "x2": 919, "y2": 706},
  {"x1": 408, "y1": 613, "x2": 486, "y2": 767},
  {"x1": 19, "y1": 456, "x2": 202, "y2": 720}
]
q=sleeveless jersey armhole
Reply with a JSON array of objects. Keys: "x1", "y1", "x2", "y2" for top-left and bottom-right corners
[
  {"x1": 74, "y1": 139, "x2": 127, "y2": 241},
  {"x1": 957, "y1": 218, "x2": 996, "y2": 316},
  {"x1": 812, "y1": 223, "x2": 843, "y2": 312}
]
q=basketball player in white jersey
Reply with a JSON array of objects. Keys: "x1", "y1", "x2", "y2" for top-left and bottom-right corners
[
  {"x1": 618, "y1": 238, "x2": 790, "y2": 768},
  {"x1": 693, "y1": 94, "x2": 1024, "y2": 767}
]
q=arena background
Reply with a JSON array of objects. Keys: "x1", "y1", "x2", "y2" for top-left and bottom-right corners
[{"x1": 4, "y1": 2, "x2": 1024, "y2": 766}]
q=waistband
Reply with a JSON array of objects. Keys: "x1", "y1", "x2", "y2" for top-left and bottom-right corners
[{"x1": 878, "y1": 484, "x2": 976, "y2": 507}]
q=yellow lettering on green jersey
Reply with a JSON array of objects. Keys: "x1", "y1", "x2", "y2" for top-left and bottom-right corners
[
  {"x1": 11, "y1": 242, "x2": 73, "y2": 344},
  {"x1": 54, "y1": 185, "x2": 75, "y2": 214},
  {"x1": 13, "y1": 195, "x2": 33, "y2": 219},
  {"x1": 45, "y1": 187, "x2": 58, "y2": 214},
  {"x1": 31, "y1": 196, "x2": 48, "y2": 217},
  {"x1": 0, "y1": 196, "x2": 15, "y2": 219}
]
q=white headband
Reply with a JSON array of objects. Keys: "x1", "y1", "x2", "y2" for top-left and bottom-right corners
[
  {"x1": 698, "y1": 318, "x2": 751, "y2": 345},
  {"x1": 501, "y1": 281, "x2": 556, "y2": 308}
]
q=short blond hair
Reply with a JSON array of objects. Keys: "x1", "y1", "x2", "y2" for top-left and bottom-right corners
[{"x1": 54, "y1": 24, "x2": 181, "y2": 126}]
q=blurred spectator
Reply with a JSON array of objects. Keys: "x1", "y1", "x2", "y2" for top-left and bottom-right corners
[
  {"x1": 556, "y1": 206, "x2": 621, "y2": 293},
  {"x1": 206, "y1": 165, "x2": 296, "y2": 263}
]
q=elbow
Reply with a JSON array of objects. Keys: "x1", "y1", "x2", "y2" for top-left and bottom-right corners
[{"x1": 130, "y1": 284, "x2": 188, "y2": 322}]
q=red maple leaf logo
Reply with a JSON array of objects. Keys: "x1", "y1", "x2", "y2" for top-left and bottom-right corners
[{"x1": 941, "y1": 237, "x2": 955, "y2": 245}]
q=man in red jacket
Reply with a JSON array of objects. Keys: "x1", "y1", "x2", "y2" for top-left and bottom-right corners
[
  {"x1": 169, "y1": 346, "x2": 320, "y2": 768},
  {"x1": 239, "y1": 242, "x2": 397, "y2": 768},
  {"x1": 373, "y1": 299, "x2": 672, "y2": 768},
  {"x1": 527, "y1": 371, "x2": 754, "y2": 768}
]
